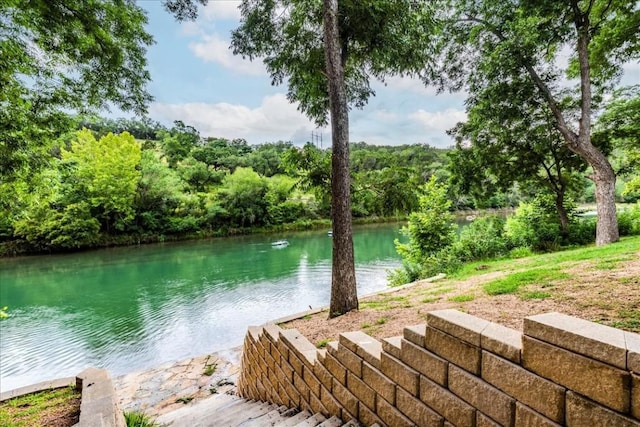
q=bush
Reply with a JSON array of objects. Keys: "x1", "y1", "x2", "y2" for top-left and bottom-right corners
[
  {"x1": 618, "y1": 204, "x2": 640, "y2": 236},
  {"x1": 567, "y1": 216, "x2": 596, "y2": 245},
  {"x1": 504, "y1": 196, "x2": 563, "y2": 251},
  {"x1": 452, "y1": 216, "x2": 507, "y2": 261}
]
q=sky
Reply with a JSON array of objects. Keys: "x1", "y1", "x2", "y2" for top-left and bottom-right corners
[{"x1": 137, "y1": 1, "x2": 638, "y2": 149}]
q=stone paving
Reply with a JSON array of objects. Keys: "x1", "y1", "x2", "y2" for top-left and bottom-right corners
[{"x1": 114, "y1": 346, "x2": 242, "y2": 418}]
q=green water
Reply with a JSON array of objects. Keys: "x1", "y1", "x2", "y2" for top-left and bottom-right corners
[{"x1": 0, "y1": 223, "x2": 404, "y2": 392}]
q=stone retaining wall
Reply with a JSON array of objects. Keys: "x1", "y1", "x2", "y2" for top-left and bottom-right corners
[{"x1": 237, "y1": 309, "x2": 640, "y2": 426}]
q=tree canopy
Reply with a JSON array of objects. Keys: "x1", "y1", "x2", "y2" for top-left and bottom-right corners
[{"x1": 0, "y1": 0, "x2": 153, "y2": 180}]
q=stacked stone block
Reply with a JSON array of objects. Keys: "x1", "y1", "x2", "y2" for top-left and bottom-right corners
[{"x1": 237, "y1": 309, "x2": 640, "y2": 426}]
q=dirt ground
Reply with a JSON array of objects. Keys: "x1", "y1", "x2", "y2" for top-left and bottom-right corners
[{"x1": 284, "y1": 257, "x2": 640, "y2": 346}]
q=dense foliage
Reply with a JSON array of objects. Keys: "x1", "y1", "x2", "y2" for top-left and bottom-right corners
[{"x1": 0, "y1": 120, "x2": 451, "y2": 254}]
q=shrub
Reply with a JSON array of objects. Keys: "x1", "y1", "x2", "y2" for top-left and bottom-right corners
[
  {"x1": 618, "y1": 204, "x2": 640, "y2": 236},
  {"x1": 452, "y1": 216, "x2": 507, "y2": 261},
  {"x1": 504, "y1": 196, "x2": 563, "y2": 251},
  {"x1": 395, "y1": 177, "x2": 457, "y2": 266}
]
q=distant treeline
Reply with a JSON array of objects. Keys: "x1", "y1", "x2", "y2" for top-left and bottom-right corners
[{"x1": 0, "y1": 117, "x2": 450, "y2": 254}]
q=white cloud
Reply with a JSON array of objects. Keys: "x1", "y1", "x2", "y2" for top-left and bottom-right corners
[
  {"x1": 189, "y1": 33, "x2": 265, "y2": 75},
  {"x1": 201, "y1": 1, "x2": 242, "y2": 21},
  {"x1": 409, "y1": 108, "x2": 467, "y2": 134},
  {"x1": 149, "y1": 94, "x2": 316, "y2": 144}
]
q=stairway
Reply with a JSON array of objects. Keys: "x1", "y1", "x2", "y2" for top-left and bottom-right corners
[{"x1": 156, "y1": 393, "x2": 365, "y2": 427}]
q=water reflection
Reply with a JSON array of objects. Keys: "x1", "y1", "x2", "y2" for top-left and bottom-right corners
[{"x1": 0, "y1": 224, "x2": 404, "y2": 391}]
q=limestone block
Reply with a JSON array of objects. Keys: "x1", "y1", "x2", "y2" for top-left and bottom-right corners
[
  {"x1": 310, "y1": 391, "x2": 328, "y2": 417},
  {"x1": 314, "y1": 360, "x2": 334, "y2": 391},
  {"x1": 524, "y1": 312, "x2": 627, "y2": 369},
  {"x1": 476, "y1": 412, "x2": 501, "y2": 427},
  {"x1": 515, "y1": 402, "x2": 562, "y2": 427},
  {"x1": 322, "y1": 351, "x2": 348, "y2": 386},
  {"x1": 336, "y1": 344, "x2": 363, "y2": 378},
  {"x1": 566, "y1": 391, "x2": 640, "y2": 427},
  {"x1": 396, "y1": 386, "x2": 443, "y2": 427},
  {"x1": 522, "y1": 336, "x2": 630, "y2": 413},
  {"x1": 362, "y1": 361, "x2": 396, "y2": 405},
  {"x1": 427, "y1": 309, "x2": 490, "y2": 346},
  {"x1": 280, "y1": 328, "x2": 318, "y2": 369},
  {"x1": 425, "y1": 326, "x2": 481, "y2": 375},
  {"x1": 247, "y1": 326, "x2": 261, "y2": 343},
  {"x1": 448, "y1": 364, "x2": 515, "y2": 427},
  {"x1": 339, "y1": 331, "x2": 375, "y2": 354},
  {"x1": 293, "y1": 371, "x2": 310, "y2": 404},
  {"x1": 404, "y1": 324, "x2": 427, "y2": 347},
  {"x1": 481, "y1": 321, "x2": 522, "y2": 364},
  {"x1": 335, "y1": 333, "x2": 384, "y2": 370},
  {"x1": 419, "y1": 375, "x2": 475, "y2": 427},
  {"x1": 400, "y1": 338, "x2": 448, "y2": 386},
  {"x1": 332, "y1": 377, "x2": 359, "y2": 419},
  {"x1": 347, "y1": 372, "x2": 376, "y2": 411},
  {"x1": 382, "y1": 336, "x2": 402, "y2": 359},
  {"x1": 320, "y1": 384, "x2": 343, "y2": 419},
  {"x1": 381, "y1": 352, "x2": 419, "y2": 396},
  {"x1": 263, "y1": 323, "x2": 282, "y2": 344},
  {"x1": 303, "y1": 365, "x2": 321, "y2": 398},
  {"x1": 482, "y1": 351, "x2": 565, "y2": 422},
  {"x1": 275, "y1": 359, "x2": 294, "y2": 384},
  {"x1": 627, "y1": 332, "x2": 640, "y2": 374},
  {"x1": 283, "y1": 377, "x2": 300, "y2": 407},
  {"x1": 358, "y1": 401, "x2": 384, "y2": 427},
  {"x1": 276, "y1": 338, "x2": 290, "y2": 362},
  {"x1": 289, "y1": 351, "x2": 304, "y2": 376},
  {"x1": 376, "y1": 394, "x2": 415, "y2": 427}
]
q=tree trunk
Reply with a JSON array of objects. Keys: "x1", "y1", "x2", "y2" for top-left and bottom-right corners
[
  {"x1": 554, "y1": 191, "x2": 570, "y2": 238},
  {"x1": 323, "y1": 0, "x2": 358, "y2": 318}
]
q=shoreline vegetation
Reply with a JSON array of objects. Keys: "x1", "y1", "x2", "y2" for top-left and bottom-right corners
[{"x1": 0, "y1": 208, "x2": 516, "y2": 257}]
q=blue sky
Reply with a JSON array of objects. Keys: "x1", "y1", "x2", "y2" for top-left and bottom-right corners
[{"x1": 138, "y1": 1, "x2": 638, "y2": 148}]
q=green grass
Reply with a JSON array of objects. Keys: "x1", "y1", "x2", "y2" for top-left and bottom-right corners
[
  {"x1": 124, "y1": 411, "x2": 159, "y2": 427},
  {"x1": 316, "y1": 339, "x2": 330, "y2": 348},
  {"x1": 0, "y1": 385, "x2": 80, "y2": 427},
  {"x1": 203, "y1": 361, "x2": 217, "y2": 376},
  {"x1": 484, "y1": 269, "x2": 569, "y2": 296},
  {"x1": 421, "y1": 296, "x2": 439, "y2": 303},
  {"x1": 448, "y1": 294, "x2": 475, "y2": 303},
  {"x1": 175, "y1": 396, "x2": 194, "y2": 404},
  {"x1": 375, "y1": 317, "x2": 388, "y2": 325},
  {"x1": 451, "y1": 235, "x2": 640, "y2": 281}
]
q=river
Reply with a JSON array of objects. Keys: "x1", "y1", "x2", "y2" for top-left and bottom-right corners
[{"x1": 0, "y1": 223, "x2": 404, "y2": 392}]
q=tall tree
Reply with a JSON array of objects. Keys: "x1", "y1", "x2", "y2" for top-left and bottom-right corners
[
  {"x1": 322, "y1": 0, "x2": 357, "y2": 316},
  {"x1": 432, "y1": 0, "x2": 640, "y2": 245},
  {"x1": 231, "y1": 0, "x2": 434, "y2": 315}
]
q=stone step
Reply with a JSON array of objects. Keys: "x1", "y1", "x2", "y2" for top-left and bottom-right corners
[{"x1": 157, "y1": 395, "x2": 359, "y2": 427}]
